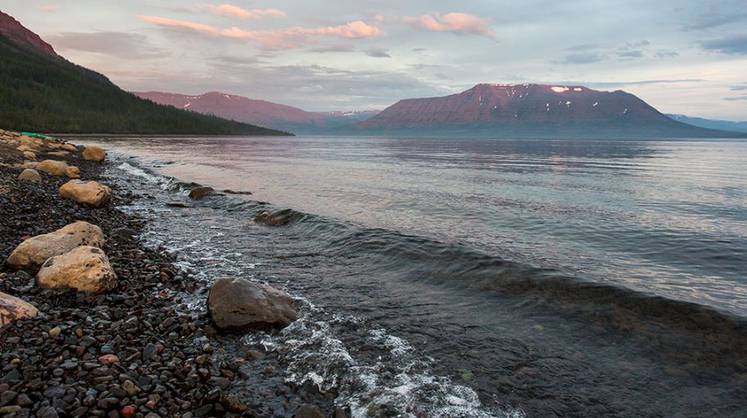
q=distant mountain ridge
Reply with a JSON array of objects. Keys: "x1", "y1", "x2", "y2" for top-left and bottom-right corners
[
  {"x1": 355, "y1": 84, "x2": 742, "y2": 138},
  {"x1": 667, "y1": 114, "x2": 747, "y2": 134},
  {"x1": 134, "y1": 91, "x2": 378, "y2": 133},
  {"x1": 0, "y1": 11, "x2": 285, "y2": 135}
]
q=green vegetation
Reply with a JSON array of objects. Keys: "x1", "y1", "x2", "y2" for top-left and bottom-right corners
[{"x1": 0, "y1": 37, "x2": 288, "y2": 135}]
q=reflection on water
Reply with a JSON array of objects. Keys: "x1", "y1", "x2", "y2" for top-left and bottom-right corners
[{"x1": 89, "y1": 136, "x2": 747, "y2": 316}]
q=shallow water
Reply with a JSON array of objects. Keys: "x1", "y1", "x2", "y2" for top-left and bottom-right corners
[{"x1": 86, "y1": 136, "x2": 747, "y2": 417}]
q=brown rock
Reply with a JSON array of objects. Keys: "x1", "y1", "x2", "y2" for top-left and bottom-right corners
[
  {"x1": 65, "y1": 166, "x2": 80, "y2": 179},
  {"x1": 294, "y1": 404, "x2": 324, "y2": 418},
  {"x1": 23, "y1": 151, "x2": 36, "y2": 160},
  {"x1": 37, "y1": 246, "x2": 117, "y2": 293},
  {"x1": 48, "y1": 150, "x2": 71, "y2": 158},
  {"x1": 37, "y1": 159, "x2": 69, "y2": 176},
  {"x1": 17, "y1": 168, "x2": 41, "y2": 183},
  {"x1": 82, "y1": 145, "x2": 106, "y2": 162},
  {"x1": 188, "y1": 186, "x2": 214, "y2": 200},
  {"x1": 7, "y1": 221, "x2": 105, "y2": 271},
  {"x1": 208, "y1": 278, "x2": 298, "y2": 331},
  {"x1": 254, "y1": 209, "x2": 303, "y2": 226},
  {"x1": 61, "y1": 143, "x2": 78, "y2": 152},
  {"x1": 59, "y1": 180, "x2": 112, "y2": 207},
  {"x1": 0, "y1": 292, "x2": 39, "y2": 327}
]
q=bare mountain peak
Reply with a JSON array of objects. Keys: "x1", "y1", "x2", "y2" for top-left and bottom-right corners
[{"x1": 0, "y1": 10, "x2": 58, "y2": 57}]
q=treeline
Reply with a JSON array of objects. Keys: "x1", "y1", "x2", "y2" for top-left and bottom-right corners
[{"x1": 0, "y1": 37, "x2": 287, "y2": 135}]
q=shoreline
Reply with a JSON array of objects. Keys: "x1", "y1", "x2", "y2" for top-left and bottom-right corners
[{"x1": 0, "y1": 131, "x2": 339, "y2": 417}]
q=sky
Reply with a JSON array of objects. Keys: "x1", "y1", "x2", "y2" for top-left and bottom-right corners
[{"x1": 2, "y1": 0, "x2": 746, "y2": 119}]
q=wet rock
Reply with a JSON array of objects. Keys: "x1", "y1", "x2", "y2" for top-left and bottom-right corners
[
  {"x1": 37, "y1": 159, "x2": 69, "y2": 176},
  {"x1": 254, "y1": 209, "x2": 303, "y2": 226},
  {"x1": 17, "y1": 168, "x2": 41, "y2": 183},
  {"x1": 295, "y1": 404, "x2": 325, "y2": 418},
  {"x1": 220, "y1": 394, "x2": 248, "y2": 413},
  {"x1": 83, "y1": 145, "x2": 106, "y2": 162},
  {"x1": 7, "y1": 221, "x2": 105, "y2": 271},
  {"x1": 59, "y1": 180, "x2": 112, "y2": 207},
  {"x1": 188, "y1": 186, "x2": 214, "y2": 201},
  {"x1": 0, "y1": 291, "x2": 39, "y2": 327},
  {"x1": 37, "y1": 246, "x2": 118, "y2": 293},
  {"x1": 207, "y1": 277, "x2": 298, "y2": 331}
]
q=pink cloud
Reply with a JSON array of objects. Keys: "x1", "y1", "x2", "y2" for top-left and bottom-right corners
[
  {"x1": 140, "y1": 16, "x2": 382, "y2": 49},
  {"x1": 405, "y1": 13, "x2": 495, "y2": 38},
  {"x1": 38, "y1": 4, "x2": 59, "y2": 12},
  {"x1": 195, "y1": 4, "x2": 286, "y2": 20}
]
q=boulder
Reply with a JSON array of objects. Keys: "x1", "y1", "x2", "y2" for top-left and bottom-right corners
[
  {"x1": 208, "y1": 278, "x2": 298, "y2": 331},
  {"x1": 254, "y1": 209, "x2": 303, "y2": 226},
  {"x1": 82, "y1": 145, "x2": 106, "y2": 162},
  {"x1": 59, "y1": 180, "x2": 111, "y2": 207},
  {"x1": 0, "y1": 292, "x2": 39, "y2": 327},
  {"x1": 18, "y1": 168, "x2": 41, "y2": 183},
  {"x1": 23, "y1": 151, "x2": 37, "y2": 160},
  {"x1": 61, "y1": 143, "x2": 78, "y2": 152},
  {"x1": 48, "y1": 150, "x2": 70, "y2": 158},
  {"x1": 294, "y1": 405, "x2": 325, "y2": 418},
  {"x1": 7, "y1": 221, "x2": 105, "y2": 271},
  {"x1": 22, "y1": 161, "x2": 39, "y2": 169},
  {"x1": 65, "y1": 166, "x2": 80, "y2": 179},
  {"x1": 37, "y1": 246, "x2": 117, "y2": 293},
  {"x1": 188, "y1": 186, "x2": 214, "y2": 200},
  {"x1": 37, "y1": 159, "x2": 69, "y2": 176}
]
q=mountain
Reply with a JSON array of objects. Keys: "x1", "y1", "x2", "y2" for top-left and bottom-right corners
[
  {"x1": 667, "y1": 114, "x2": 747, "y2": 134},
  {"x1": 134, "y1": 91, "x2": 378, "y2": 133},
  {"x1": 355, "y1": 84, "x2": 742, "y2": 138},
  {"x1": 0, "y1": 11, "x2": 286, "y2": 135}
]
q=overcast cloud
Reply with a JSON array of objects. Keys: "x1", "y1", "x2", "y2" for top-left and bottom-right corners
[{"x1": 2, "y1": 0, "x2": 746, "y2": 119}]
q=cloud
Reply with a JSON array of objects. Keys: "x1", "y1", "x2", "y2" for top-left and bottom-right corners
[
  {"x1": 309, "y1": 45, "x2": 356, "y2": 53},
  {"x1": 405, "y1": 13, "x2": 495, "y2": 38},
  {"x1": 700, "y1": 34, "x2": 747, "y2": 55},
  {"x1": 724, "y1": 95, "x2": 747, "y2": 101},
  {"x1": 139, "y1": 16, "x2": 382, "y2": 49},
  {"x1": 618, "y1": 50, "x2": 644, "y2": 59},
  {"x1": 46, "y1": 31, "x2": 164, "y2": 59},
  {"x1": 365, "y1": 47, "x2": 391, "y2": 58},
  {"x1": 583, "y1": 79, "x2": 706, "y2": 88},
  {"x1": 685, "y1": 11, "x2": 747, "y2": 30},
  {"x1": 194, "y1": 4, "x2": 286, "y2": 20},
  {"x1": 38, "y1": 4, "x2": 59, "y2": 12},
  {"x1": 561, "y1": 52, "x2": 606, "y2": 64},
  {"x1": 655, "y1": 50, "x2": 679, "y2": 58},
  {"x1": 730, "y1": 84, "x2": 747, "y2": 91}
]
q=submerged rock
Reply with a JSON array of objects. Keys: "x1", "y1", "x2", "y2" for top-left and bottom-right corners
[
  {"x1": 189, "y1": 186, "x2": 214, "y2": 200},
  {"x1": 254, "y1": 209, "x2": 303, "y2": 226},
  {"x1": 7, "y1": 221, "x2": 105, "y2": 271},
  {"x1": 17, "y1": 168, "x2": 41, "y2": 183},
  {"x1": 37, "y1": 159, "x2": 69, "y2": 176},
  {"x1": 37, "y1": 246, "x2": 117, "y2": 293},
  {"x1": 59, "y1": 180, "x2": 112, "y2": 207},
  {"x1": 0, "y1": 292, "x2": 39, "y2": 327},
  {"x1": 82, "y1": 145, "x2": 106, "y2": 162},
  {"x1": 208, "y1": 278, "x2": 298, "y2": 331}
]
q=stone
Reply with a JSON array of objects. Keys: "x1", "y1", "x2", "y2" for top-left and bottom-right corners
[
  {"x1": 49, "y1": 326, "x2": 61, "y2": 338},
  {"x1": 0, "y1": 292, "x2": 39, "y2": 327},
  {"x1": 37, "y1": 246, "x2": 118, "y2": 293},
  {"x1": 17, "y1": 168, "x2": 41, "y2": 183},
  {"x1": 48, "y1": 150, "x2": 71, "y2": 158},
  {"x1": 207, "y1": 278, "x2": 298, "y2": 331},
  {"x1": 61, "y1": 143, "x2": 78, "y2": 152},
  {"x1": 295, "y1": 404, "x2": 325, "y2": 418},
  {"x1": 59, "y1": 180, "x2": 112, "y2": 207},
  {"x1": 65, "y1": 166, "x2": 81, "y2": 179},
  {"x1": 23, "y1": 151, "x2": 36, "y2": 160},
  {"x1": 188, "y1": 186, "x2": 214, "y2": 200},
  {"x1": 37, "y1": 159, "x2": 69, "y2": 176},
  {"x1": 98, "y1": 354, "x2": 120, "y2": 365},
  {"x1": 121, "y1": 406, "x2": 137, "y2": 418},
  {"x1": 254, "y1": 209, "x2": 303, "y2": 226},
  {"x1": 82, "y1": 145, "x2": 106, "y2": 162},
  {"x1": 7, "y1": 221, "x2": 105, "y2": 271}
]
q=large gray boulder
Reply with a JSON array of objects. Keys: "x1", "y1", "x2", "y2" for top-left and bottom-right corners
[
  {"x1": 7, "y1": 221, "x2": 106, "y2": 271},
  {"x1": 207, "y1": 278, "x2": 298, "y2": 331}
]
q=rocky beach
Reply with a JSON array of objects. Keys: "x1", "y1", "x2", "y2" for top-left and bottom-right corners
[{"x1": 0, "y1": 131, "x2": 340, "y2": 418}]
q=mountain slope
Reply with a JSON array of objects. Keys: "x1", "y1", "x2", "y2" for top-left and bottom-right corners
[
  {"x1": 134, "y1": 91, "x2": 377, "y2": 132},
  {"x1": 356, "y1": 84, "x2": 741, "y2": 138},
  {"x1": 0, "y1": 11, "x2": 286, "y2": 135},
  {"x1": 667, "y1": 114, "x2": 747, "y2": 134}
]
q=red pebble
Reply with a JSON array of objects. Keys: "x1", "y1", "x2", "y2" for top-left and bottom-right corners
[
  {"x1": 98, "y1": 354, "x2": 120, "y2": 365},
  {"x1": 121, "y1": 405, "x2": 136, "y2": 418}
]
